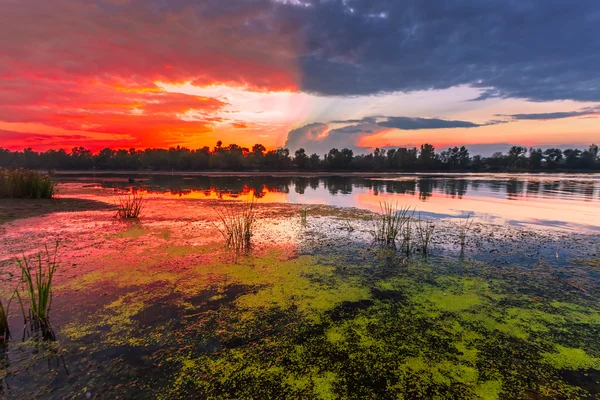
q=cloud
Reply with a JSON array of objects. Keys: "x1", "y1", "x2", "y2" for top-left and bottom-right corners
[
  {"x1": 285, "y1": 114, "x2": 507, "y2": 153},
  {"x1": 284, "y1": 122, "x2": 385, "y2": 154},
  {"x1": 499, "y1": 105, "x2": 600, "y2": 121},
  {"x1": 1, "y1": 0, "x2": 599, "y2": 150},
  {"x1": 296, "y1": 0, "x2": 600, "y2": 102},
  {"x1": 375, "y1": 116, "x2": 502, "y2": 130}
]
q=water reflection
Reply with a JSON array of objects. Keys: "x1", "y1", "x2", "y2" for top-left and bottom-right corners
[{"x1": 69, "y1": 173, "x2": 600, "y2": 232}]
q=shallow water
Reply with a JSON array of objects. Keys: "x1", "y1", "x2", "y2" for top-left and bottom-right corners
[
  {"x1": 60, "y1": 172, "x2": 600, "y2": 232},
  {"x1": 0, "y1": 175, "x2": 599, "y2": 399}
]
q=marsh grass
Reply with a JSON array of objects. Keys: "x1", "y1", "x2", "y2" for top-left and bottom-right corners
[
  {"x1": 0, "y1": 298, "x2": 10, "y2": 342},
  {"x1": 415, "y1": 214, "x2": 436, "y2": 256},
  {"x1": 458, "y1": 214, "x2": 474, "y2": 249},
  {"x1": 341, "y1": 216, "x2": 355, "y2": 232},
  {"x1": 300, "y1": 206, "x2": 309, "y2": 227},
  {"x1": 15, "y1": 243, "x2": 58, "y2": 339},
  {"x1": 403, "y1": 218, "x2": 413, "y2": 257},
  {"x1": 115, "y1": 190, "x2": 146, "y2": 219},
  {"x1": 0, "y1": 169, "x2": 54, "y2": 199},
  {"x1": 371, "y1": 202, "x2": 412, "y2": 248},
  {"x1": 215, "y1": 198, "x2": 257, "y2": 254}
]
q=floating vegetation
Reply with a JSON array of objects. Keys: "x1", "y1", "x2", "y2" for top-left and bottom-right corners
[
  {"x1": 371, "y1": 202, "x2": 412, "y2": 248},
  {"x1": 115, "y1": 190, "x2": 146, "y2": 219},
  {"x1": 0, "y1": 168, "x2": 55, "y2": 199},
  {"x1": 15, "y1": 243, "x2": 59, "y2": 340},
  {"x1": 215, "y1": 198, "x2": 257, "y2": 254},
  {"x1": 415, "y1": 214, "x2": 436, "y2": 256},
  {"x1": 458, "y1": 214, "x2": 474, "y2": 249}
]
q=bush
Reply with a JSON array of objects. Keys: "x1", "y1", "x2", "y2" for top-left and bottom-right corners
[{"x1": 0, "y1": 169, "x2": 55, "y2": 199}]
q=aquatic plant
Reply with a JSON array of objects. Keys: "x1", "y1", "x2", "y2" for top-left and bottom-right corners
[
  {"x1": 0, "y1": 298, "x2": 10, "y2": 342},
  {"x1": 0, "y1": 168, "x2": 55, "y2": 199},
  {"x1": 115, "y1": 190, "x2": 146, "y2": 219},
  {"x1": 415, "y1": 214, "x2": 436, "y2": 256},
  {"x1": 15, "y1": 243, "x2": 59, "y2": 336},
  {"x1": 215, "y1": 198, "x2": 257, "y2": 254},
  {"x1": 341, "y1": 216, "x2": 355, "y2": 232},
  {"x1": 300, "y1": 206, "x2": 308, "y2": 226},
  {"x1": 458, "y1": 214, "x2": 474, "y2": 249},
  {"x1": 402, "y1": 217, "x2": 413, "y2": 257},
  {"x1": 371, "y1": 202, "x2": 412, "y2": 248}
]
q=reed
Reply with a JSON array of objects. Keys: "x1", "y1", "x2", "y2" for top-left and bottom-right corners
[
  {"x1": 300, "y1": 206, "x2": 308, "y2": 226},
  {"x1": 215, "y1": 198, "x2": 257, "y2": 254},
  {"x1": 116, "y1": 190, "x2": 146, "y2": 219},
  {"x1": 371, "y1": 202, "x2": 412, "y2": 248},
  {"x1": 458, "y1": 214, "x2": 474, "y2": 249},
  {"x1": 402, "y1": 217, "x2": 413, "y2": 257},
  {"x1": 0, "y1": 168, "x2": 54, "y2": 199},
  {"x1": 0, "y1": 299, "x2": 9, "y2": 342},
  {"x1": 15, "y1": 243, "x2": 58, "y2": 331},
  {"x1": 415, "y1": 214, "x2": 436, "y2": 256}
]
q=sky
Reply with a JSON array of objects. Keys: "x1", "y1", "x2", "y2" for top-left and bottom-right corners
[{"x1": 1, "y1": 0, "x2": 599, "y2": 156}]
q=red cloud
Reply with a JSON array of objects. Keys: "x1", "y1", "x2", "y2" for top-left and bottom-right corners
[{"x1": 0, "y1": 0, "x2": 302, "y2": 149}]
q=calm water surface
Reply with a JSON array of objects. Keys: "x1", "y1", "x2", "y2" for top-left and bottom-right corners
[{"x1": 64, "y1": 172, "x2": 600, "y2": 232}]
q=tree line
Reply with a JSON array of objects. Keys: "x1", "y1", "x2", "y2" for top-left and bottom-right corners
[{"x1": 0, "y1": 141, "x2": 598, "y2": 172}]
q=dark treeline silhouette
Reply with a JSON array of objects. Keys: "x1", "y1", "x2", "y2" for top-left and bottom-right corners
[{"x1": 1, "y1": 142, "x2": 598, "y2": 172}]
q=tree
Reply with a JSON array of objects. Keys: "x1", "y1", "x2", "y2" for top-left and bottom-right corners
[
  {"x1": 418, "y1": 144, "x2": 437, "y2": 169},
  {"x1": 294, "y1": 148, "x2": 309, "y2": 169}
]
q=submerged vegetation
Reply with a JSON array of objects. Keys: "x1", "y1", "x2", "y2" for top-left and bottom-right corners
[
  {"x1": 15, "y1": 243, "x2": 59, "y2": 338},
  {"x1": 0, "y1": 168, "x2": 54, "y2": 199},
  {"x1": 215, "y1": 198, "x2": 257, "y2": 254},
  {"x1": 115, "y1": 190, "x2": 146, "y2": 219}
]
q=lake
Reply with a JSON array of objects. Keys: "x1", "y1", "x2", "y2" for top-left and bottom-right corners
[
  {"x1": 68, "y1": 172, "x2": 600, "y2": 232},
  {"x1": 0, "y1": 172, "x2": 599, "y2": 399}
]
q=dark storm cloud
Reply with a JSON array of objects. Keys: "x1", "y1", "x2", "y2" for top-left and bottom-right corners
[
  {"x1": 95, "y1": 0, "x2": 600, "y2": 102},
  {"x1": 499, "y1": 105, "x2": 600, "y2": 120},
  {"x1": 332, "y1": 116, "x2": 504, "y2": 130},
  {"x1": 289, "y1": 0, "x2": 600, "y2": 101},
  {"x1": 377, "y1": 117, "x2": 500, "y2": 130}
]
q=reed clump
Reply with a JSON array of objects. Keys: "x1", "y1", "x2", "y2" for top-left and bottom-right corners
[
  {"x1": 415, "y1": 214, "x2": 436, "y2": 256},
  {"x1": 371, "y1": 202, "x2": 412, "y2": 248},
  {"x1": 0, "y1": 169, "x2": 55, "y2": 199},
  {"x1": 15, "y1": 243, "x2": 58, "y2": 336},
  {"x1": 215, "y1": 199, "x2": 257, "y2": 254},
  {"x1": 115, "y1": 190, "x2": 146, "y2": 219}
]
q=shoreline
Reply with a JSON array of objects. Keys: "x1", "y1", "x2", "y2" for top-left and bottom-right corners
[{"x1": 52, "y1": 170, "x2": 600, "y2": 177}]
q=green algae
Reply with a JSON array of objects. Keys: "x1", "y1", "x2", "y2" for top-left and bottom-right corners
[
  {"x1": 52, "y1": 246, "x2": 600, "y2": 399},
  {"x1": 543, "y1": 345, "x2": 600, "y2": 370}
]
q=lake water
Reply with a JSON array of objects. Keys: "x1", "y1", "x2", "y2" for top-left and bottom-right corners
[
  {"x1": 65, "y1": 172, "x2": 600, "y2": 232},
  {"x1": 1, "y1": 172, "x2": 599, "y2": 398}
]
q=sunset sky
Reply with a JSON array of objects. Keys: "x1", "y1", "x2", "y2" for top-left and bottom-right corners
[{"x1": 1, "y1": 0, "x2": 599, "y2": 155}]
